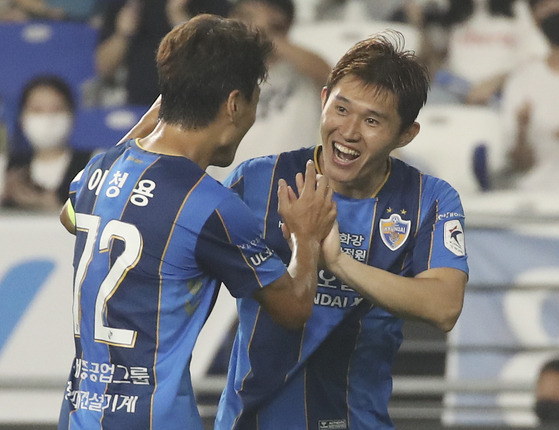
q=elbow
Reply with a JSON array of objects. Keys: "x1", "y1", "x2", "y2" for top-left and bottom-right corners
[
  {"x1": 274, "y1": 302, "x2": 313, "y2": 331},
  {"x1": 433, "y1": 302, "x2": 463, "y2": 333},
  {"x1": 437, "y1": 315, "x2": 459, "y2": 333}
]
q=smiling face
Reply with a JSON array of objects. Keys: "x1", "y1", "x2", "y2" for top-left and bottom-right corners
[{"x1": 319, "y1": 75, "x2": 419, "y2": 199}]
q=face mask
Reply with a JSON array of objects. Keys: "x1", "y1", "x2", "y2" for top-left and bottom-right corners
[
  {"x1": 540, "y1": 13, "x2": 559, "y2": 47},
  {"x1": 21, "y1": 112, "x2": 73, "y2": 151},
  {"x1": 535, "y1": 400, "x2": 559, "y2": 422}
]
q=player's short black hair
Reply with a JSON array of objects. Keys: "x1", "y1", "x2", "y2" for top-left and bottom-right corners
[
  {"x1": 156, "y1": 14, "x2": 273, "y2": 129},
  {"x1": 325, "y1": 31, "x2": 429, "y2": 132}
]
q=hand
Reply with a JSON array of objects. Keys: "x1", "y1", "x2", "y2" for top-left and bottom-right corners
[
  {"x1": 277, "y1": 160, "x2": 336, "y2": 246},
  {"x1": 118, "y1": 95, "x2": 161, "y2": 144},
  {"x1": 320, "y1": 220, "x2": 343, "y2": 271}
]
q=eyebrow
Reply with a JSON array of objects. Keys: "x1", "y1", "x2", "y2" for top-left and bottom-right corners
[{"x1": 333, "y1": 94, "x2": 389, "y2": 119}]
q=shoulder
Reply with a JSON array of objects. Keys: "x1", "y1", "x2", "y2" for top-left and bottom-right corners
[
  {"x1": 392, "y1": 157, "x2": 459, "y2": 201},
  {"x1": 226, "y1": 147, "x2": 315, "y2": 187},
  {"x1": 422, "y1": 173, "x2": 461, "y2": 201}
]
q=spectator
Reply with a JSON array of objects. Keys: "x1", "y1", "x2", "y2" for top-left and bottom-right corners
[
  {"x1": 1, "y1": 75, "x2": 91, "y2": 211},
  {"x1": 208, "y1": 0, "x2": 331, "y2": 181},
  {"x1": 418, "y1": 0, "x2": 546, "y2": 106},
  {"x1": 534, "y1": 358, "x2": 559, "y2": 425},
  {"x1": 495, "y1": 0, "x2": 559, "y2": 190},
  {"x1": 91, "y1": 0, "x2": 230, "y2": 107}
]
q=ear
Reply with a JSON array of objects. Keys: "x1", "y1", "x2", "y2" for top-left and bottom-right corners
[
  {"x1": 320, "y1": 86, "x2": 328, "y2": 109},
  {"x1": 396, "y1": 121, "x2": 420, "y2": 149},
  {"x1": 226, "y1": 89, "x2": 242, "y2": 122}
]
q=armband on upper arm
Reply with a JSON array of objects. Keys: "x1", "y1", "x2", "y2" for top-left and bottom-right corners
[{"x1": 67, "y1": 201, "x2": 76, "y2": 227}]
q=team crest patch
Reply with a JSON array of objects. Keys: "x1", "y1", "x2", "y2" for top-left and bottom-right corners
[
  {"x1": 379, "y1": 213, "x2": 411, "y2": 251},
  {"x1": 444, "y1": 219, "x2": 466, "y2": 256}
]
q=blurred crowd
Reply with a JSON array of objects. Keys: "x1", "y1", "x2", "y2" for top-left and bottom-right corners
[{"x1": 0, "y1": 0, "x2": 557, "y2": 211}]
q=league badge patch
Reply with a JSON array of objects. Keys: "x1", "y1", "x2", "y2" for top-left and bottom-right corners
[
  {"x1": 444, "y1": 219, "x2": 466, "y2": 256},
  {"x1": 379, "y1": 213, "x2": 411, "y2": 251}
]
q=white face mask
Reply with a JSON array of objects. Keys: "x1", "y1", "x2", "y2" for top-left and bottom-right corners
[{"x1": 22, "y1": 112, "x2": 73, "y2": 151}]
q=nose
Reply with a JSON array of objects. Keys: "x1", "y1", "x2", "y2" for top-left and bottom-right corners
[{"x1": 340, "y1": 115, "x2": 361, "y2": 142}]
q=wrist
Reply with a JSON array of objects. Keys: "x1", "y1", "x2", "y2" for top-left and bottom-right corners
[
  {"x1": 291, "y1": 234, "x2": 321, "y2": 263},
  {"x1": 327, "y1": 251, "x2": 349, "y2": 278}
]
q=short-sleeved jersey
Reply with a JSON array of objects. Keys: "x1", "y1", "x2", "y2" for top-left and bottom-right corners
[
  {"x1": 58, "y1": 139, "x2": 287, "y2": 430},
  {"x1": 215, "y1": 146, "x2": 469, "y2": 430}
]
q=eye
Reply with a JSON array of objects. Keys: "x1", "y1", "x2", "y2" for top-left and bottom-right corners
[
  {"x1": 335, "y1": 105, "x2": 347, "y2": 114},
  {"x1": 366, "y1": 117, "x2": 379, "y2": 126}
]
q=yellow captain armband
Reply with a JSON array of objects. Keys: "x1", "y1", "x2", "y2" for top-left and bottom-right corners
[{"x1": 67, "y1": 201, "x2": 76, "y2": 227}]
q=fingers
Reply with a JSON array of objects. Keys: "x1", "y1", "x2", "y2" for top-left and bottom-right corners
[
  {"x1": 297, "y1": 160, "x2": 317, "y2": 197},
  {"x1": 277, "y1": 178, "x2": 288, "y2": 215},
  {"x1": 278, "y1": 160, "x2": 337, "y2": 244},
  {"x1": 281, "y1": 223, "x2": 291, "y2": 242}
]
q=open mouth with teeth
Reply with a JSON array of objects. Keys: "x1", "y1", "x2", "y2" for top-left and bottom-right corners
[{"x1": 333, "y1": 142, "x2": 360, "y2": 162}]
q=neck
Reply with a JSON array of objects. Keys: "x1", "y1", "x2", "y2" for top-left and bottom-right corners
[{"x1": 138, "y1": 121, "x2": 219, "y2": 170}]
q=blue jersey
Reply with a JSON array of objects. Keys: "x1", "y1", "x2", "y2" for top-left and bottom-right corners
[
  {"x1": 216, "y1": 146, "x2": 469, "y2": 430},
  {"x1": 58, "y1": 139, "x2": 287, "y2": 430}
]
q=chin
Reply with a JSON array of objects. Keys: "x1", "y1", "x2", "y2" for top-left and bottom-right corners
[
  {"x1": 211, "y1": 153, "x2": 236, "y2": 168},
  {"x1": 212, "y1": 159, "x2": 233, "y2": 168}
]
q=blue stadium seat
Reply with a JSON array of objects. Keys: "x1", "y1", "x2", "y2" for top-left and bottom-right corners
[
  {"x1": 0, "y1": 21, "x2": 97, "y2": 133},
  {"x1": 70, "y1": 105, "x2": 150, "y2": 151}
]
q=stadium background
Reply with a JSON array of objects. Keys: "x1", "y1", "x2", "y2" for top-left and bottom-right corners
[{"x1": 1, "y1": 12, "x2": 558, "y2": 430}]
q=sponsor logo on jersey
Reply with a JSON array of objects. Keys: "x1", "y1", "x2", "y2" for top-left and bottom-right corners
[
  {"x1": 238, "y1": 234, "x2": 264, "y2": 250},
  {"x1": 379, "y1": 213, "x2": 411, "y2": 251},
  {"x1": 444, "y1": 219, "x2": 466, "y2": 256},
  {"x1": 438, "y1": 211, "x2": 465, "y2": 221},
  {"x1": 319, "y1": 419, "x2": 347, "y2": 429},
  {"x1": 314, "y1": 293, "x2": 363, "y2": 309},
  {"x1": 249, "y1": 246, "x2": 274, "y2": 266}
]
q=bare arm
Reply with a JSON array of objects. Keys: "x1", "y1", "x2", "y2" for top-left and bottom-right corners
[
  {"x1": 321, "y1": 222, "x2": 466, "y2": 332},
  {"x1": 274, "y1": 36, "x2": 331, "y2": 88},
  {"x1": 507, "y1": 101, "x2": 535, "y2": 173},
  {"x1": 96, "y1": 0, "x2": 141, "y2": 79},
  {"x1": 252, "y1": 161, "x2": 336, "y2": 330},
  {"x1": 14, "y1": 0, "x2": 65, "y2": 19},
  {"x1": 165, "y1": 0, "x2": 191, "y2": 27}
]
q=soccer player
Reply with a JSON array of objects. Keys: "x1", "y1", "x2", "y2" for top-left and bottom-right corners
[
  {"x1": 56, "y1": 14, "x2": 336, "y2": 430},
  {"x1": 214, "y1": 32, "x2": 469, "y2": 429}
]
